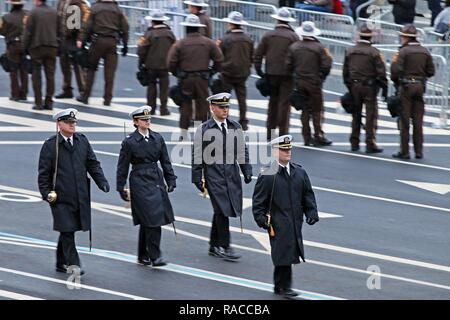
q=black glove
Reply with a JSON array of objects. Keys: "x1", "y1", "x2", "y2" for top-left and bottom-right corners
[
  {"x1": 100, "y1": 183, "x2": 110, "y2": 193},
  {"x1": 256, "y1": 68, "x2": 265, "y2": 78},
  {"x1": 121, "y1": 44, "x2": 128, "y2": 57},
  {"x1": 138, "y1": 63, "x2": 146, "y2": 71},
  {"x1": 194, "y1": 181, "x2": 205, "y2": 193},
  {"x1": 306, "y1": 217, "x2": 319, "y2": 225},
  {"x1": 244, "y1": 175, "x2": 252, "y2": 184},
  {"x1": 119, "y1": 190, "x2": 130, "y2": 202},
  {"x1": 167, "y1": 185, "x2": 175, "y2": 193},
  {"x1": 382, "y1": 87, "x2": 388, "y2": 101}
]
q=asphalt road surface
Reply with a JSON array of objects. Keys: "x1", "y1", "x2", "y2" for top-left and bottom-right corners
[{"x1": 0, "y1": 46, "x2": 449, "y2": 300}]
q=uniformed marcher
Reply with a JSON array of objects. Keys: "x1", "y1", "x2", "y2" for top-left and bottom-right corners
[
  {"x1": 38, "y1": 108, "x2": 110, "y2": 274},
  {"x1": 116, "y1": 106, "x2": 177, "y2": 267},
  {"x1": 192, "y1": 93, "x2": 253, "y2": 260},
  {"x1": 184, "y1": 0, "x2": 213, "y2": 38},
  {"x1": 76, "y1": 0, "x2": 129, "y2": 106},
  {"x1": 343, "y1": 24, "x2": 387, "y2": 153},
  {"x1": 286, "y1": 21, "x2": 333, "y2": 147},
  {"x1": 0, "y1": 0, "x2": 28, "y2": 101},
  {"x1": 217, "y1": 11, "x2": 254, "y2": 131},
  {"x1": 254, "y1": 7, "x2": 299, "y2": 141},
  {"x1": 137, "y1": 10, "x2": 176, "y2": 116},
  {"x1": 54, "y1": 0, "x2": 90, "y2": 99},
  {"x1": 167, "y1": 14, "x2": 223, "y2": 141},
  {"x1": 252, "y1": 135, "x2": 319, "y2": 298},
  {"x1": 23, "y1": 0, "x2": 59, "y2": 110},
  {"x1": 390, "y1": 24, "x2": 435, "y2": 159}
]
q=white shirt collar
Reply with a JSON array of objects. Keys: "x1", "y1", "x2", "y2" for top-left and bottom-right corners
[
  {"x1": 60, "y1": 133, "x2": 73, "y2": 143},
  {"x1": 278, "y1": 162, "x2": 290, "y2": 175},
  {"x1": 213, "y1": 117, "x2": 228, "y2": 132},
  {"x1": 139, "y1": 130, "x2": 150, "y2": 139}
]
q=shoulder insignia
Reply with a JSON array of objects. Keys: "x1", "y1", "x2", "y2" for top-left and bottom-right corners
[
  {"x1": 22, "y1": 15, "x2": 28, "y2": 26},
  {"x1": 392, "y1": 52, "x2": 399, "y2": 64},
  {"x1": 216, "y1": 39, "x2": 222, "y2": 47},
  {"x1": 81, "y1": 3, "x2": 90, "y2": 23},
  {"x1": 0, "y1": 17, "x2": 3, "y2": 29},
  {"x1": 378, "y1": 52, "x2": 385, "y2": 63},
  {"x1": 324, "y1": 47, "x2": 332, "y2": 59},
  {"x1": 137, "y1": 36, "x2": 146, "y2": 47}
]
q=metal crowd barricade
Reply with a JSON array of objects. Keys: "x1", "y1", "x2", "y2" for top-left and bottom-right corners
[
  {"x1": 287, "y1": 7, "x2": 355, "y2": 41},
  {"x1": 356, "y1": 18, "x2": 426, "y2": 44},
  {"x1": 208, "y1": 0, "x2": 277, "y2": 27},
  {"x1": 116, "y1": 0, "x2": 183, "y2": 12},
  {"x1": 210, "y1": 17, "x2": 271, "y2": 45}
]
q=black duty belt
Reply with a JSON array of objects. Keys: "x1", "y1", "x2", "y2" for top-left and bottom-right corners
[
  {"x1": 132, "y1": 163, "x2": 158, "y2": 170},
  {"x1": 6, "y1": 37, "x2": 21, "y2": 44},
  {"x1": 400, "y1": 77, "x2": 425, "y2": 84},
  {"x1": 351, "y1": 78, "x2": 376, "y2": 86}
]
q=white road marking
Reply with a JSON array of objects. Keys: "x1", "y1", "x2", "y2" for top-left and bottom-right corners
[
  {"x1": 0, "y1": 289, "x2": 43, "y2": 300},
  {"x1": 397, "y1": 180, "x2": 450, "y2": 195},
  {"x1": 0, "y1": 263, "x2": 150, "y2": 300}
]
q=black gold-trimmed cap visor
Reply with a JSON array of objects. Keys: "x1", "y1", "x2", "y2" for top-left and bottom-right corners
[{"x1": 273, "y1": 144, "x2": 292, "y2": 150}]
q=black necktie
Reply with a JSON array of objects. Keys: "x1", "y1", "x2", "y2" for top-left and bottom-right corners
[
  {"x1": 67, "y1": 137, "x2": 73, "y2": 148},
  {"x1": 281, "y1": 166, "x2": 289, "y2": 178},
  {"x1": 221, "y1": 123, "x2": 227, "y2": 164}
]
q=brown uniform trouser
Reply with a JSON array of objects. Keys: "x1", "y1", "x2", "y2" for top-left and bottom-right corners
[
  {"x1": 399, "y1": 82, "x2": 425, "y2": 156},
  {"x1": 266, "y1": 75, "x2": 293, "y2": 140},
  {"x1": 60, "y1": 38, "x2": 85, "y2": 96},
  {"x1": 221, "y1": 74, "x2": 248, "y2": 126},
  {"x1": 147, "y1": 69, "x2": 169, "y2": 112},
  {"x1": 84, "y1": 37, "x2": 118, "y2": 103},
  {"x1": 180, "y1": 76, "x2": 210, "y2": 130},
  {"x1": 6, "y1": 42, "x2": 28, "y2": 99},
  {"x1": 296, "y1": 79, "x2": 324, "y2": 142},
  {"x1": 29, "y1": 46, "x2": 58, "y2": 107},
  {"x1": 350, "y1": 83, "x2": 379, "y2": 148}
]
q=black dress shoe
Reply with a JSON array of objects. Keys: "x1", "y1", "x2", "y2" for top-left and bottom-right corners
[
  {"x1": 392, "y1": 152, "x2": 410, "y2": 160},
  {"x1": 304, "y1": 137, "x2": 315, "y2": 146},
  {"x1": 222, "y1": 247, "x2": 241, "y2": 261},
  {"x1": 160, "y1": 109, "x2": 171, "y2": 116},
  {"x1": 415, "y1": 153, "x2": 423, "y2": 159},
  {"x1": 151, "y1": 257, "x2": 167, "y2": 267},
  {"x1": 32, "y1": 105, "x2": 45, "y2": 110},
  {"x1": 314, "y1": 137, "x2": 332, "y2": 146},
  {"x1": 103, "y1": 101, "x2": 111, "y2": 107},
  {"x1": 366, "y1": 146, "x2": 383, "y2": 154},
  {"x1": 150, "y1": 108, "x2": 156, "y2": 115},
  {"x1": 9, "y1": 97, "x2": 20, "y2": 102},
  {"x1": 19, "y1": 95, "x2": 27, "y2": 101},
  {"x1": 55, "y1": 92, "x2": 73, "y2": 99},
  {"x1": 56, "y1": 264, "x2": 85, "y2": 275},
  {"x1": 76, "y1": 96, "x2": 88, "y2": 104},
  {"x1": 43, "y1": 105, "x2": 53, "y2": 110},
  {"x1": 137, "y1": 257, "x2": 152, "y2": 266},
  {"x1": 351, "y1": 146, "x2": 360, "y2": 152},
  {"x1": 208, "y1": 246, "x2": 226, "y2": 258},
  {"x1": 274, "y1": 287, "x2": 299, "y2": 298}
]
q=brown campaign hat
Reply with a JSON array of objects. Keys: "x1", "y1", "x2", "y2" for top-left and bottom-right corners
[
  {"x1": 399, "y1": 24, "x2": 418, "y2": 37},
  {"x1": 359, "y1": 24, "x2": 373, "y2": 37}
]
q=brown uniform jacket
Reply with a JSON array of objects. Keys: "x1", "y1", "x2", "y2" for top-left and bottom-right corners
[
  {"x1": 254, "y1": 24, "x2": 299, "y2": 76},
  {"x1": 218, "y1": 29, "x2": 254, "y2": 79},
  {"x1": 57, "y1": 0, "x2": 90, "y2": 40},
  {"x1": 137, "y1": 24, "x2": 176, "y2": 70},
  {"x1": 286, "y1": 37, "x2": 332, "y2": 85},
  {"x1": 167, "y1": 32, "x2": 223, "y2": 74},
  {"x1": 78, "y1": 1, "x2": 129, "y2": 45},
  {"x1": 390, "y1": 41, "x2": 435, "y2": 85},
  {"x1": 23, "y1": 3, "x2": 59, "y2": 50},
  {"x1": 197, "y1": 11, "x2": 212, "y2": 39},
  {"x1": 0, "y1": 9, "x2": 28, "y2": 44},
  {"x1": 343, "y1": 40, "x2": 387, "y2": 89}
]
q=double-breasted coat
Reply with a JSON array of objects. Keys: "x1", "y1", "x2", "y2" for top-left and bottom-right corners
[
  {"x1": 116, "y1": 129, "x2": 177, "y2": 227},
  {"x1": 38, "y1": 132, "x2": 109, "y2": 232},
  {"x1": 192, "y1": 118, "x2": 252, "y2": 218},
  {"x1": 252, "y1": 162, "x2": 319, "y2": 266}
]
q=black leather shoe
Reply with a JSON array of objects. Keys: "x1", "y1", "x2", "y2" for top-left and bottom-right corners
[
  {"x1": 392, "y1": 152, "x2": 410, "y2": 160},
  {"x1": 415, "y1": 153, "x2": 423, "y2": 159},
  {"x1": 222, "y1": 247, "x2": 241, "y2": 261},
  {"x1": 19, "y1": 95, "x2": 27, "y2": 101},
  {"x1": 103, "y1": 101, "x2": 111, "y2": 107},
  {"x1": 55, "y1": 264, "x2": 68, "y2": 273},
  {"x1": 150, "y1": 108, "x2": 156, "y2": 115},
  {"x1": 76, "y1": 96, "x2": 88, "y2": 104},
  {"x1": 274, "y1": 287, "x2": 298, "y2": 298},
  {"x1": 314, "y1": 137, "x2": 332, "y2": 146},
  {"x1": 151, "y1": 257, "x2": 167, "y2": 267},
  {"x1": 9, "y1": 97, "x2": 20, "y2": 102},
  {"x1": 55, "y1": 92, "x2": 73, "y2": 99},
  {"x1": 351, "y1": 145, "x2": 360, "y2": 152},
  {"x1": 366, "y1": 146, "x2": 383, "y2": 154},
  {"x1": 43, "y1": 105, "x2": 53, "y2": 110},
  {"x1": 32, "y1": 105, "x2": 44, "y2": 110},
  {"x1": 304, "y1": 137, "x2": 315, "y2": 146},
  {"x1": 208, "y1": 246, "x2": 226, "y2": 258},
  {"x1": 137, "y1": 257, "x2": 152, "y2": 266},
  {"x1": 160, "y1": 109, "x2": 171, "y2": 116}
]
